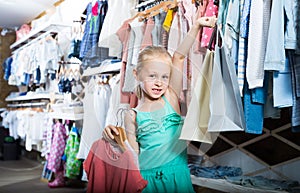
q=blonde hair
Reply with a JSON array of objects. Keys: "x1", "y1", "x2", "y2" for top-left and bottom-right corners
[{"x1": 135, "y1": 46, "x2": 172, "y2": 99}]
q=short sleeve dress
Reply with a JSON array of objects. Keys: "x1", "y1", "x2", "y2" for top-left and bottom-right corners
[{"x1": 133, "y1": 96, "x2": 195, "y2": 193}]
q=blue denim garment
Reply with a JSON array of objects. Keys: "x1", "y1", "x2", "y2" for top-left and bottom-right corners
[
  {"x1": 79, "y1": 2, "x2": 92, "y2": 59},
  {"x1": 188, "y1": 164, "x2": 243, "y2": 179},
  {"x1": 243, "y1": 73, "x2": 268, "y2": 134},
  {"x1": 225, "y1": 175, "x2": 299, "y2": 192},
  {"x1": 79, "y1": 1, "x2": 108, "y2": 60}
]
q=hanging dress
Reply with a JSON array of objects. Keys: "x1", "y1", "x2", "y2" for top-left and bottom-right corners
[{"x1": 133, "y1": 96, "x2": 195, "y2": 193}]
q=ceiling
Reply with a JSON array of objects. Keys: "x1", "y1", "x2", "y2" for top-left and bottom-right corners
[{"x1": 0, "y1": 0, "x2": 59, "y2": 29}]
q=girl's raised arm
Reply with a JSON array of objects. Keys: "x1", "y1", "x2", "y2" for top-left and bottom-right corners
[{"x1": 169, "y1": 16, "x2": 217, "y2": 98}]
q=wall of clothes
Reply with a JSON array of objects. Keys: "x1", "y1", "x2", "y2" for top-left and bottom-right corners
[{"x1": 1, "y1": 0, "x2": 300, "y2": 191}]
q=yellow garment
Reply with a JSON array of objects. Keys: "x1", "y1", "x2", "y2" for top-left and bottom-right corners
[{"x1": 163, "y1": 9, "x2": 174, "y2": 32}]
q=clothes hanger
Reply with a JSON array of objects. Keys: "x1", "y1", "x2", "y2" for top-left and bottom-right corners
[
  {"x1": 112, "y1": 127, "x2": 127, "y2": 152},
  {"x1": 130, "y1": 0, "x2": 178, "y2": 22},
  {"x1": 112, "y1": 108, "x2": 130, "y2": 152}
]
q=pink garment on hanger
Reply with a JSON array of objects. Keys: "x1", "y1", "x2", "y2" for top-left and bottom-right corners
[
  {"x1": 200, "y1": 0, "x2": 218, "y2": 48},
  {"x1": 141, "y1": 18, "x2": 155, "y2": 50},
  {"x1": 84, "y1": 139, "x2": 148, "y2": 193},
  {"x1": 116, "y1": 19, "x2": 138, "y2": 107}
]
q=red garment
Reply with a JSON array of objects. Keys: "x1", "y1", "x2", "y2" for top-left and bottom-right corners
[{"x1": 84, "y1": 139, "x2": 147, "y2": 193}]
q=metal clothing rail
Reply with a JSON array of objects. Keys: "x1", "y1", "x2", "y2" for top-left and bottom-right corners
[
  {"x1": 7, "y1": 102, "x2": 47, "y2": 108},
  {"x1": 10, "y1": 22, "x2": 71, "y2": 53}
]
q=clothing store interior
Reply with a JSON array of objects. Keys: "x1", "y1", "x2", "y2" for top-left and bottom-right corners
[{"x1": 0, "y1": 0, "x2": 300, "y2": 193}]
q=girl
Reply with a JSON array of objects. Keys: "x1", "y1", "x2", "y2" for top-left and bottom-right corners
[{"x1": 103, "y1": 16, "x2": 217, "y2": 193}]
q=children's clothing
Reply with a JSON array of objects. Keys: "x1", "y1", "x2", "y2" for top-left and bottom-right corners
[
  {"x1": 84, "y1": 139, "x2": 148, "y2": 193},
  {"x1": 133, "y1": 96, "x2": 195, "y2": 193}
]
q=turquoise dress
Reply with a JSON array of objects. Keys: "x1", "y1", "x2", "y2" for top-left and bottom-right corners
[{"x1": 133, "y1": 96, "x2": 195, "y2": 193}]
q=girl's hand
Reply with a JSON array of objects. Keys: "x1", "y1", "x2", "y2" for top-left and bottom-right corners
[
  {"x1": 102, "y1": 125, "x2": 119, "y2": 142},
  {"x1": 197, "y1": 16, "x2": 217, "y2": 28}
]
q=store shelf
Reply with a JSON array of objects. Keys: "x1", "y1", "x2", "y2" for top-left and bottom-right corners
[
  {"x1": 82, "y1": 61, "x2": 122, "y2": 76},
  {"x1": 10, "y1": 22, "x2": 71, "y2": 52},
  {"x1": 49, "y1": 112, "x2": 84, "y2": 120},
  {"x1": 5, "y1": 92, "x2": 64, "y2": 102}
]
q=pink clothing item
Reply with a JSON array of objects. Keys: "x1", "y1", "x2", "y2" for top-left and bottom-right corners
[
  {"x1": 117, "y1": 19, "x2": 131, "y2": 63},
  {"x1": 194, "y1": 0, "x2": 209, "y2": 53},
  {"x1": 117, "y1": 20, "x2": 138, "y2": 107},
  {"x1": 92, "y1": 1, "x2": 99, "y2": 16},
  {"x1": 198, "y1": 0, "x2": 209, "y2": 17},
  {"x1": 84, "y1": 139, "x2": 148, "y2": 193},
  {"x1": 47, "y1": 122, "x2": 67, "y2": 173},
  {"x1": 48, "y1": 170, "x2": 65, "y2": 188},
  {"x1": 141, "y1": 17, "x2": 155, "y2": 50},
  {"x1": 200, "y1": 0, "x2": 218, "y2": 48}
]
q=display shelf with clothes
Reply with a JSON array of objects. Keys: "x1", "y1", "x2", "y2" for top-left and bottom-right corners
[
  {"x1": 0, "y1": 106, "x2": 49, "y2": 152},
  {"x1": 82, "y1": 59, "x2": 122, "y2": 77},
  {"x1": 5, "y1": 92, "x2": 63, "y2": 102},
  {"x1": 10, "y1": 23, "x2": 72, "y2": 53}
]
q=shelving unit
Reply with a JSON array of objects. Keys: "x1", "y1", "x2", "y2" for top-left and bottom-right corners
[
  {"x1": 5, "y1": 92, "x2": 64, "y2": 102},
  {"x1": 49, "y1": 112, "x2": 84, "y2": 120},
  {"x1": 10, "y1": 22, "x2": 71, "y2": 53},
  {"x1": 82, "y1": 61, "x2": 122, "y2": 76}
]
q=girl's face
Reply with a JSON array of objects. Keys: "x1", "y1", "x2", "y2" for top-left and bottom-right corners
[{"x1": 137, "y1": 59, "x2": 171, "y2": 100}]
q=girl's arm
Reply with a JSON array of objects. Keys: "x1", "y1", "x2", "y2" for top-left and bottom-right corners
[
  {"x1": 103, "y1": 110, "x2": 139, "y2": 154},
  {"x1": 124, "y1": 110, "x2": 139, "y2": 154},
  {"x1": 169, "y1": 16, "x2": 217, "y2": 98}
]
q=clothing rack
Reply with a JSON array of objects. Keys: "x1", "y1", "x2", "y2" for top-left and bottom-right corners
[
  {"x1": 135, "y1": 0, "x2": 157, "y2": 9},
  {"x1": 7, "y1": 102, "x2": 47, "y2": 108},
  {"x1": 82, "y1": 61, "x2": 122, "y2": 76},
  {"x1": 58, "y1": 60, "x2": 81, "y2": 65},
  {"x1": 11, "y1": 31, "x2": 57, "y2": 54},
  {"x1": 10, "y1": 22, "x2": 72, "y2": 53},
  {"x1": 132, "y1": 0, "x2": 178, "y2": 21}
]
